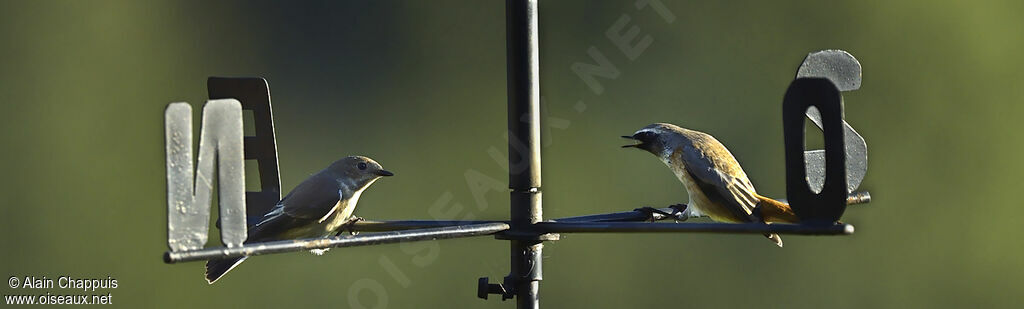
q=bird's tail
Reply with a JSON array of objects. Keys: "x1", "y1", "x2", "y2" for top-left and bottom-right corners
[
  {"x1": 753, "y1": 194, "x2": 796, "y2": 248},
  {"x1": 205, "y1": 256, "x2": 248, "y2": 284},
  {"x1": 754, "y1": 194, "x2": 800, "y2": 224}
]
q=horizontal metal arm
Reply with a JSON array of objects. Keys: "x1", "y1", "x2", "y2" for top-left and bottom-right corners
[
  {"x1": 344, "y1": 191, "x2": 871, "y2": 232},
  {"x1": 534, "y1": 222, "x2": 854, "y2": 235},
  {"x1": 351, "y1": 220, "x2": 507, "y2": 232},
  {"x1": 552, "y1": 207, "x2": 683, "y2": 223},
  {"x1": 163, "y1": 222, "x2": 510, "y2": 264}
]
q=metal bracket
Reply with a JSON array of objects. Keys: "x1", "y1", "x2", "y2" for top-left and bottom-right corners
[{"x1": 478, "y1": 277, "x2": 513, "y2": 300}]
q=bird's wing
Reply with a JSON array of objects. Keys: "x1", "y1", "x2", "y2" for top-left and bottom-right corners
[
  {"x1": 247, "y1": 207, "x2": 308, "y2": 243},
  {"x1": 279, "y1": 172, "x2": 345, "y2": 220},
  {"x1": 681, "y1": 144, "x2": 760, "y2": 223},
  {"x1": 244, "y1": 172, "x2": 342, "y2": 242}
]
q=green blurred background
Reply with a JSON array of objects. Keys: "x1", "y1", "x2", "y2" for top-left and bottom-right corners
[{"x1": 2, "y1": 0, "x2": 1022, "y2": 307}]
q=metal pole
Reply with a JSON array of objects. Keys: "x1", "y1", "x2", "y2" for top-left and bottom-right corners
[{"x1": 507, "y1": 0, "x2": 542, "y2": 308}]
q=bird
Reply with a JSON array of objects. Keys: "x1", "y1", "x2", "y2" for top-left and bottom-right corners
[
  {"x1": 205, "y1": 156, "x2": 394, "y2": 283},
  {"x1": 622, "y1": 123, "x2": 797, "y2": 247}
]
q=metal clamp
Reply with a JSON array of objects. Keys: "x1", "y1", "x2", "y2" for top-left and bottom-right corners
[{"x1": 478, "y1": 277, "x2": 513, "y2": 300}]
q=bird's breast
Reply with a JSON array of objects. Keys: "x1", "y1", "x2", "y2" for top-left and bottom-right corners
[
  {"x1": 319, "y1": 204, "x2": 357, "y2": 236},
  {"x1": 665, "y1": 147, "x2": 745, "y2": 223},
  {"x1": 322, "y1": 189, "x2": 363, "y2": 234}
]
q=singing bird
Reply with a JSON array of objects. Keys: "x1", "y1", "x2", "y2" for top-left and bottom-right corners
[
  {"x1": 205, "y1": 156, "x2": 394, "y2": 283},
  {"x1": 622, "y1": 123, "x2": 797, "y2": 247}
]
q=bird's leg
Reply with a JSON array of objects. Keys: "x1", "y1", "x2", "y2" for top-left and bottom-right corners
[
  {"x1": 316, "y1": 217, "x2": 365, "y2": 255},
  {"x1": 311, "y1": 221, "x2": 367, "y2": 255},
  {"x1": 313, "y1": 219, "x2": 366, "y2": 255},
  {"x1": 338, "y1": 216, "x2": 365, "y2": 236}
]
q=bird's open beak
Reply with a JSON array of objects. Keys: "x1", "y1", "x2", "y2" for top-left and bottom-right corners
[
  {"x1": 376, "y1": 170, "x2": 394, "y2": 177},
  {"x1": 621, "y1": 135, "x2": 642, "y2": 148}
]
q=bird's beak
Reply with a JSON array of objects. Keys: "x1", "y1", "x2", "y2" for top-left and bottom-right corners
[
  {"x1": 376, "y1": 170, "x2": 394, "y2": 177},
  {"x1": 621, "y1": 135, "x2": 642, "y2": 148}
]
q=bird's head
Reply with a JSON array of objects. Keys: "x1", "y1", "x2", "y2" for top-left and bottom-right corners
[
  {"x1": 622, "y1": 123, "x2": 686, "y2": 157},
  {"x1": 327, "y1": 156, "x2": 394, "y2": 188}
]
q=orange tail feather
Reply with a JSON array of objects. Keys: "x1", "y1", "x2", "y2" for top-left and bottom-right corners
[{"x1": 755, "y1": 194, "x2": 800, "y2": 224}]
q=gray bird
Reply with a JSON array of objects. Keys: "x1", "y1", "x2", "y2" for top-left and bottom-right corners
[
  {"x1": 205, "y1": 156, "x2": 394, "y2": 283},
  {"x1": 623, "y1": 123, "x2": 798, "y2": 247}
]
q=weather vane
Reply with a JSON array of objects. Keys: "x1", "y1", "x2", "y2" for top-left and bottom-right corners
[{"x1": 162, "y1": 1, "x2": 871, "y2": 307}]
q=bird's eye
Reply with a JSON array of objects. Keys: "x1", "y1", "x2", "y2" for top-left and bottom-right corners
[{"x1": 358, "y1": 162, "x2": 367, "y2": 170}]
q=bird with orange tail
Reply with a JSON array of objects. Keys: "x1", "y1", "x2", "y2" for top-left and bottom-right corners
[{"x1": 622, "y1": 123, "x2": 798, "y2": 247}]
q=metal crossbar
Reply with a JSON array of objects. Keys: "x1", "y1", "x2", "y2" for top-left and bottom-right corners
[
  {"x1": 163, "y1": 223, "x2": 511, "y2": 264},
  {"x1": 162, "y1": 1, "x2": 871, "y2": 307}
]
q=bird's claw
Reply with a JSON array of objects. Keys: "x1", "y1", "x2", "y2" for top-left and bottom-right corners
[
  {"x1": 346, "y1": 216, "x2": 365, "y2": 236},
  {"x1": 337, "y1": 216, "x2": 365, "y2": 236}
]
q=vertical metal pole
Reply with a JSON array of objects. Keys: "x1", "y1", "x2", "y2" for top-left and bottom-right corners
[{"x1": 507, "y1": 0, "x2": 542, "y2": 308}]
